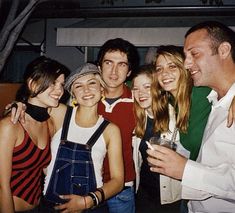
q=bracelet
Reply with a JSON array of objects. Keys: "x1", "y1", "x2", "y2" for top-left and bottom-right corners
[
  {"x1": 96, "y1": 188, "x2": 105, "y2": 204},
  {"x1": 88, "y1": 192, "x2": 99, "y2": 207},
  {"x1": 83, "y1": 196, "x2": 87, "y2": 209}
]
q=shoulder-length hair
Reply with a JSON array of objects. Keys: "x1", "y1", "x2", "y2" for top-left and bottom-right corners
[{"x1": 132, "y1": 64, "x2": 156, "y2": 138}]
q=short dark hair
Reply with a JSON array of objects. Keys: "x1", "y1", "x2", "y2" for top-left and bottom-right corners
[
  {"x1": 17, "y1": 56, "x2": 70, "y2": 102},
  {"x1": 185, "y1": 21, "x2": 235, "y2": 61},
  {"x1": 97, "y1": 38, "x2": 140, "y2": 73}
]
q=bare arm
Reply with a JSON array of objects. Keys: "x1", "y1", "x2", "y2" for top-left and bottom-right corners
[
  {"x1": 0, "y1": 118, "x2": 20, "y2": 213},
  {"x1": 102, "y1": 122, "x2": 124, "y2": 198}
]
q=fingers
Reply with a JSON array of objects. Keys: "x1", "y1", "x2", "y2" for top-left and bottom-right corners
[{"x1": 11, "y1": 103, "x2": 26, "y2": 124}]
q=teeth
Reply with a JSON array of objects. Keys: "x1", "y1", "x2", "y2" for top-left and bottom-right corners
[
  {"x1": 83, "y1": 95, "x2": 94, "y2": 100},
  {"x1": 162, "y1": 79, "x2": 173, "y2": 83},
  {"x1": 191, "y1": 70, "x2": 198, "y2": 75}
]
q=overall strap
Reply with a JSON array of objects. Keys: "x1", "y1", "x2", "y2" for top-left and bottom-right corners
[
  {"x1": 60, "y1": 106, "x2": 73, "y2": 141},
  {"x1": 86, "y1": 119, "x2": 110, "y2": 148}
]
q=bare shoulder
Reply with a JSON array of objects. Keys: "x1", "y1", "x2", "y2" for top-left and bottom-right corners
[
  {"x1": 103, "y1": 121, "x2": 121, "y2": 143},
  {"x1": 0, "y1": 116, "x2": 21, "y2": 133},
  {"x1": 49, "y1": 103, "x2": 67, "y2": 118},
  {"x1": 48, "y1": 103, "x2": 67, "y2": 131},
  {"x1": 0, "y1": 116, "x2": 22, "y2": 143},
  {"x1": 104, "y1": 121, "x2": 120, "y2": 134}
]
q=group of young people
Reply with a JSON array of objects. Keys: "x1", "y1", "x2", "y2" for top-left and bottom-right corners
[{"x1": 0, "y1": 20, "x2": 235, "y2": 213}]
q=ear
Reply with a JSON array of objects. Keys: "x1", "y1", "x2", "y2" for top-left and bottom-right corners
[
  {"x1": 98, "y1": 66, "x2": 102, "y2": 73},
  {"x1": 127, "y1": 70, "x2": 132, "y2": 77},
  {"x1": 218, "y1": 41, "x2": 231, "y2": 59},
  {"x1": 27, "y1": 78, "x2": 37, "y2": 92}
]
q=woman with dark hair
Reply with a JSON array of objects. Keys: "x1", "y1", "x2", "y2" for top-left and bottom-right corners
[{"x1": 0, "y1": 56, "x2": 70, "y2": 213}]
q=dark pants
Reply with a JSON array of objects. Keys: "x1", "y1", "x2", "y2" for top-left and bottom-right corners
[
  {"x1": 39, "y1": 196, "x2": 109, "y2": 213},
  {"x1": 136, "y1": 185, "x2": 181, "y2": 213}
]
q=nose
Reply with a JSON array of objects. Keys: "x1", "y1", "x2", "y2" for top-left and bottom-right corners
[
  {"x1": 111, "y1": 64, "x2": 118, "y2": 74},
  {"x1": 184, "y1": 54, "x2": 193, "y2": 70},
  {"x1": 83, "y1": 84, "x2": 90, "y2": 92}
]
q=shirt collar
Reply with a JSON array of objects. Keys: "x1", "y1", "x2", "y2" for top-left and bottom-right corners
[{"x1": 207, "y1": 82, "x2": 235, "y2": 109}]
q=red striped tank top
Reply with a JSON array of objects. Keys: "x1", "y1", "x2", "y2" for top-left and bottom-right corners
[{"x1": 11, "y1": 130, "x2": 51, "y2": 205}]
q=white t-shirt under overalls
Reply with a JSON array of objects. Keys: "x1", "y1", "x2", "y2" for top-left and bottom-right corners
[{"x1": 43, "y1": 107, "x2": 107, "y2": 194}]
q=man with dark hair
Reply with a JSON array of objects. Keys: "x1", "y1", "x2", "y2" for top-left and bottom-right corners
[
  {"x1": 97, "y1": 38, "x2": 139, "y2": 213},
  {"x1": 147, "y1": 21, "x2": 235, "y2": 212}
]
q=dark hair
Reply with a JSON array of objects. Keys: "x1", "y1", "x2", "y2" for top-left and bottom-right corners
[
  {"x1": 185, "y1": 21, "x2": 235, "y2": 61},
  {"x1": 16, "y1": 56, "x2": 70, "y2": 102},
  {"x1": 97, "y1": 38, "x2": 140, "y2": 74}
]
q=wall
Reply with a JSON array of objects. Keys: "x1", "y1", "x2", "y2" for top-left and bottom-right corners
[{"x1": 0, "y1": 83, "x2": 21, "y2": 117}]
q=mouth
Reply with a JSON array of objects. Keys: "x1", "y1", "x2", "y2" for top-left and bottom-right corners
[
  {"x1": 139, "y1": 97, "x2": 149, "y2": 102},
  {"x1": 162, "y1": 78, "x2": 174, "y2": 84},
  {"x1": 50, "y1": 94, "x2": 61, "y2": 101},
  {"x1": 83, "y1": 95, "x2": 94, "y2": 100},
  {"x1": 109, "y1": 75, "x2": 118, "y2": 80}
]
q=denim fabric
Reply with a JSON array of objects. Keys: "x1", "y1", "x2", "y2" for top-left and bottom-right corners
[
  {"x1": 107, "y1": 186, "x2": 135, "y2": 213},
  {"x1": 45, "y1": 141, "x2": 96, "y2": 204}
]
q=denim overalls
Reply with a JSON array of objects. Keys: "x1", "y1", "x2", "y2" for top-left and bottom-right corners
[{"x1": 44, "y1": 107, "x2": 109, "y2": 212}]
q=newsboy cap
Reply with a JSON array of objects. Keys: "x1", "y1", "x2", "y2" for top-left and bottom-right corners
[{"x1": 65, "y1": 63, "x2": 100, "y2": 91}]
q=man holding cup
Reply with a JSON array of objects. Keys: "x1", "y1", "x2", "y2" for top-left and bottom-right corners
[{"x1": 147, "y1": 21, "x2": 235, "y2": 213}]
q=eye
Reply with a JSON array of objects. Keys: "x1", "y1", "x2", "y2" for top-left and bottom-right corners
[
  {"x1": 191, "y1": 51, "x2": 200, "y2": 57},
  {"x1": 144, "y1": 85, "x2": 151, "y2": 90},
  {"x1": 169, "y1": 64, "x2": 177, "y2": 70},
  {"x1": 132, "y1": 87, "x2": 139, "y2": 91},
  {"x1": 89, "y1": 80, "x2": 97, "y2": 85},
  {"x1": 156, "y1": 67, "x2": 162, "y2": 72},
  {"x1": 74, "y1": 84, "x2": 82, "y2": 89},
  {"x1": 104, "y1": 61, "x2": 112, "y2": 66},
  {"x1": 119, "y1": 62, "x2": 128, "y2": 68}
]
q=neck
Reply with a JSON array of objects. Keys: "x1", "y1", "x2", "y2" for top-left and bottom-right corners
[
  {"x1": 25, "y1": 102, "x2": 50, "y2": 122},
  {"x1": 75, "y1": 106, "x2": 99, "y2": 127},
  {"x1": 105, "y1": 85, "x2": 124, "y2": 98}
]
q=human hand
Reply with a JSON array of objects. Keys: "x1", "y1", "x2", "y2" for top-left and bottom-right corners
[
  {"x1": 227, "y1": 96, "x2": 235, "y2": 127},
  {"x1": 4, "y1": 102, "x2": 26, "y2": 124},
  {"x1": 54, "y1": 194, "x2": 85, "y2": 213},
  {"x1": 147, "y1": 144, "x2": 187, "y2": 180}
]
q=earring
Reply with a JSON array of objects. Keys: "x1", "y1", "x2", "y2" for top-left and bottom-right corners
[
  {"x1": 71, "y1": 98, "x2": 78, "y2": 107},
  {"x1": 101, "y1": 94, "x2": 105, "y2": 101}
]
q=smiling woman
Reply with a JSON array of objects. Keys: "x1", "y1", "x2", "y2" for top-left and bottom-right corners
[{"x1": 0, "y1": 56, "x2": 70, "y2": 213}]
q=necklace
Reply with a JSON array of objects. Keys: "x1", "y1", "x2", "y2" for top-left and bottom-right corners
[{"x1": 25, "y1": 102, "x2": 50, "y2": 122}]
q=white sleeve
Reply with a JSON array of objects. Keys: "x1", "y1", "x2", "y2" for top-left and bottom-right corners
[{"x1": 181, "y1": 160, "x2": 235, "y2": 201}]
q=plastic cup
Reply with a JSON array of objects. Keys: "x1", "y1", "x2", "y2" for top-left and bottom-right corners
[{"x1": 149, "y1": 136, "x2": 177, "y2": 150}]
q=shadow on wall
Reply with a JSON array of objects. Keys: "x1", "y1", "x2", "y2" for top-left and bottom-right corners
[{"x1": 0, "y1": 83, "x2": 22, "y2": 118}]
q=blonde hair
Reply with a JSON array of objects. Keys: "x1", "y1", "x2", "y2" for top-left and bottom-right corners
[
  {"x1": 132, "y1": 64, "x2": 156, "y2": 138},
  {"x1": 153, "y1": 45, "x2": 193, "y2": 133}
]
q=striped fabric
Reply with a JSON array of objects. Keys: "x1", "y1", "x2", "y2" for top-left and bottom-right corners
[{"x1": 11, "y1": 131, "x2": 51, "y2": 205}]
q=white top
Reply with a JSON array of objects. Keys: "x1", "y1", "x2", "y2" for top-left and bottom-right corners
[
  {"x1": 43, "y1": 107, "x2": 107, "y2": 194},
  {"x1": 182, "y1": 83, "x2": 235, "y2": 213}
]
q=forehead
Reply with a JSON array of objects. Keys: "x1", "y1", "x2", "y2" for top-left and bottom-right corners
[
  {"x1": 156, "y1": 54, "x2": 173, "y2": 64},
  {"x1": 103, "y1": 50, "x2": 128, "y2": 62},
  {"x1": 133, "y1": 73, "x2": 152, "y2": 84},
  {"x1": 73, "y1": 73, "x2": 98, "y2": 84},
  {"x1": 184, "y1": 29, "x2": 210, "y2": 52}
]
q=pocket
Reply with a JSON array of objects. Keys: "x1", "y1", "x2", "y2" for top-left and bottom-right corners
[{"x1": 53, "y1": 160, "x2": 91, "y2": 196}]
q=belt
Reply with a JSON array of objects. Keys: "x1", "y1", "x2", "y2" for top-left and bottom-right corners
[{"x1": 123, "y1": 181, "x2": 134, "y2": 190}]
